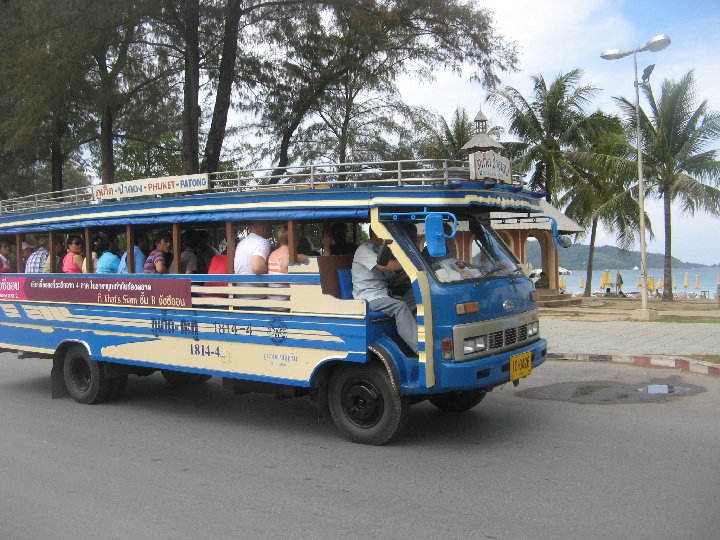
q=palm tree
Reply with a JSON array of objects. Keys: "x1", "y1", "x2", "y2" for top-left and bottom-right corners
[
  {"x1": 561, "y1": 114, "x2": 644, "y2": 296},
  {"x1": 487, "y1": 68, "x2": 599, "y2": 203},
  {"x1": 419, "y1": 107, "x2": 475, "y2": 160},
  {"x1": 615, "y1": 70, "x2": 720, "y2": 301}
]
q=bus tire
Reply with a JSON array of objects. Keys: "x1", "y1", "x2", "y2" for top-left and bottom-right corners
[
  {"x1": 63, "y1": 346, "x2": 111, "y2": 404},
  {"x1": 429, "y1": 390, "x2": 486, "y2": 412},
  {"x1": 106, "y1": 375, "x2": 128, "y2": 401},
  {"x1": 161, "y1": 370, "x2": 212, "y2": 386},
  {"x1": 328, "y1": 363, "x2": 409, "y2": 445}
]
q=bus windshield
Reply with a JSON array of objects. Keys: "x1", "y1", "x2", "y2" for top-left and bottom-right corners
[{"x1": 422, "y1": 220, "x2": 522, "y2": 284}]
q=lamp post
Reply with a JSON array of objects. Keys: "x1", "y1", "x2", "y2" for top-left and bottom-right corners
[{"x1": 601, "y1": 34, "x2": 670, "y2": 320}]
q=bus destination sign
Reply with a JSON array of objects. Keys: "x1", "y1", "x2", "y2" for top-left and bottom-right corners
[{"x1": 93, "y1": 174, "x2": 209, "y2": 200}]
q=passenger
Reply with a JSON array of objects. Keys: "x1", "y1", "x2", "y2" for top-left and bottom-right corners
[
  {"x1": 297, "y1": 236, "x2": 320, "y2": 257},
  {"x1": 143, "y1": 231, "x2": 172, "y2": 274},
  {"x1": 322, "y1": 222, "x2": 357, "y2": 256},
  {"x1": 0, "y1": 241, "x2": 12, "y2": 273},
  {"x1": 535, "y1": 271, "x2": 549, "y2": 289},
  {"x1": 351, "y1": 228, "x2": 418, "y2": 355},
  {"x1": 233, "y1": 221, "x2": 271, "y2": 275},
  {"x1": 94, "y1": 232, "x2": 121, "y2": 273},
  {"x1": 207, "y1": 252, "x2": 228, "y2": 274},
  {"x1": 118, "y1": 231, "x2": 150, "y2": 273},
  {"x1": 268, "y1": 227, "x2": 309, "y2": 275},
  {"x1": 62, "y1": 235, "x2": 85, "y2": 273},
  {"x1": 25, "y1": 241, "x2": 49, "y2": 273},
  {"x1": 43, "y1": 241, "x2": 65, "y2": 272},
  {"x1": 21, "y1": 241, "x2": 35, "y2": 270},
  {"x1": 180, "y1": 230, "x2": 199, "y2": 274},
  {"x1": 196, "y1": 229, "x2": 220, "y2": 274}
]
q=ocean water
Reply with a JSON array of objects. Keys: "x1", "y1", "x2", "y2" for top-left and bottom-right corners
[{"x1": 558, "y1": 267, "x2": 720, "y2": 295}]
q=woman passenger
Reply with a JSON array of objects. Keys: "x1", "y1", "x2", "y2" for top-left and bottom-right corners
[
  {"x1": 94, "y1": 232, "x2": 120, "y2": 273},
  {"x1": 62, "y1": 235, "x2": 85, "y2": 273},
  {"x1": 268, "y1": 227, "x2": 309, "y2": 275}
]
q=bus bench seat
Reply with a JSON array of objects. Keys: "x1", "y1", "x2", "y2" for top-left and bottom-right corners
[{"x1": 337, "y1": 269, "x2": 390, "y2": 322}]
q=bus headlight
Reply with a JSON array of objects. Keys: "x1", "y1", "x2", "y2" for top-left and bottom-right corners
[
  {"x1": 463, "y1": 336, "x2": 487, "y2": 355},
  {"x1": 528, "y1": 321, "x2": 539, "y2": 336}
]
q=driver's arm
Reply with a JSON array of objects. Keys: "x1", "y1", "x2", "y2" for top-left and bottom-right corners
[{"x1": 376, "y1": 259, "x2": 402, "y2": 272}]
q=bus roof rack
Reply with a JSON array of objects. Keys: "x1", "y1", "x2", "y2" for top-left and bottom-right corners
[{"x1": 0, "y1": 159, "x2": 471, "y2": 215}]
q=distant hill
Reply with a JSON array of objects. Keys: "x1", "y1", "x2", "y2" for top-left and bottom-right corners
[{"x1": 525, "y1": 241, "x2": 716, "y2": 270}]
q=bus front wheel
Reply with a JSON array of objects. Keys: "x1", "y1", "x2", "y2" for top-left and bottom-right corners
[
  {"x1": 328, "y1": 363, "x2": 409, "y2": 445},
  {"x1": 429, "y1": 390, "x2": 486, "y2": 412},
  {"x1": 63, "y1": 346, "x2": 111, "y2": 404}
]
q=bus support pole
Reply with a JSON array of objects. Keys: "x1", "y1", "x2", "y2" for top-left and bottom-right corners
[
  {"x1": 225, "y1": 221, "x2": 235, "y2": 273},
  {"x1": 84, "y1": 228, "x2": 93, "y2": 273},
  {"x1": 172, "y1": 223, "x2": 181, "y2": 273},
  {"x1": 126, "y1": 225, "x2": 135, "y2": 273}
]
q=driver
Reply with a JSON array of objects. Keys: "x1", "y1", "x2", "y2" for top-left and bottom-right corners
[{"x1": 351, "y1": 228, "x2": 418, "y2": 355}]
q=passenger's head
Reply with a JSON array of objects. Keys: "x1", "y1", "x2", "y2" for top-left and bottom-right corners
[
  {"x1": 182, "y1": 230, "x2": 199, "y2": 251},
  {"x1": 297, "y1": 237, "x2": 314, "y2": 255},
  {"x1": 249, "y1": 221, "x2": 271, "y2": 239},
  {"x1": 0, "y1": 241, "x2": 11, "y2": 256},
  {"x1": 91, "y1": 232, "x2": 111, "y2": 256},
  {"x1": 329, "y1": 222, "x2": 348, "y2": 243},
  {"x1": 154, "y1": 231, "x2": 173, "y2": 253},
  {"x1": 21, "y1": 241, "x2": 35, "y2": 259},
  {"x1": 276, "y1": 227, "x2": 289, "y2": 247},
  {"x1": 196, "y1": 229, "x2": 211, "y2": 247},
  {"x1": 135, "y1": 230, "x2": 150, "y2": 252},
  {"x1": 66, "y1": 235, "x2": 83, "y2": 252}
]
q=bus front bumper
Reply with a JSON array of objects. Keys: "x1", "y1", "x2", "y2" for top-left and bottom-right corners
[{"x1": 428, "y1": 338, "x2": 547, "y2": 393}]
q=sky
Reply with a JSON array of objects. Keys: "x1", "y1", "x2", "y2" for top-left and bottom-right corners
[{"x1": 397, "y1": 0, "x2": 720, "y2": 265}]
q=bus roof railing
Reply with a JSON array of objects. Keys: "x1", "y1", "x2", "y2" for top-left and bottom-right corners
[{"x1": 0, "y1": 159, "x2": 471, "y2": 215}]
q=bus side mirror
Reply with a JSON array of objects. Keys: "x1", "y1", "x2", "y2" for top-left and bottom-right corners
[{"x1": 425, "y1": 214, "x2": 447, "y2": 258}]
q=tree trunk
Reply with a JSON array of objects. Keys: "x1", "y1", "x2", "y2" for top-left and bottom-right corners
[
  {"x1": 181, "y1": 0, "x2": 200, "y2": 174},
  {"x1": 583, "y1": 217, "x2": 598, "y2": 297},
  {"x1": 662, "y1": 191, "x2": 673, "y2": 301},
  {"x1": 201, "y1": 0, "x2": 242, "y2": 174},
  {"x1": 50, "y1": 119, "x2": 67, "y2": 192},
  {"x1": 99, "y1": 103, "x2": 115, "y2": 184}
]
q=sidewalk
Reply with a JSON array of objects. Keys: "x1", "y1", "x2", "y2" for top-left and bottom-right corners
[{"x1": 539, "y1": 310, "x2": 720, "y2": 378}]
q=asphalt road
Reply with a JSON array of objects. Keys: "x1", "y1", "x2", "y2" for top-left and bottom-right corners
[{"x1": 1, "y1": 353, "x2": 718, "y2": 540}]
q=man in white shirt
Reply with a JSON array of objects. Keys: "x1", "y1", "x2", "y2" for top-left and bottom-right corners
[
  {"x1": 234, "y1": 221, "x2": 272, "y2": 275},
  {"x1": 351, "y1": 228, "x2": 418, "y2": 355}
]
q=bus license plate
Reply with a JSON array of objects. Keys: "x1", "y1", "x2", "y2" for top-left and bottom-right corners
[{"x1": 510, "y1": 351, "x2": 532, "y2": 380}]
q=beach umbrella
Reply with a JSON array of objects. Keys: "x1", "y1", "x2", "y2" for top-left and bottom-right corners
[
  {"x1": 601, "y1": 270, "x2": 611, "y2": 289},
  {"x1": 683, "y1": 272, "x2": 689, "y2": 289},
  {"x1": 579, "y1": 276, "x2": 585, "y2": 290},
  {"x1": 695, "y1": 274, "x2": 700, "y2": 289},
  {"x1": 616, "y1": 271, "x2": 623, "y2": 290},
  {"x1": 637, "y1": 275, "x2": 643, "y2": 289},
  {"x1": 657, "y1": 277, "x2": 664, "y2": 289},
  {"x1": 647, "y1": 275, "x2": 655, "y2": 291}
]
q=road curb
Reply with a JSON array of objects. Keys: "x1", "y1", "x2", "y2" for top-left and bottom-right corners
[{"x1": 547, "y1": 352, "x2": 720, "y2": 378}]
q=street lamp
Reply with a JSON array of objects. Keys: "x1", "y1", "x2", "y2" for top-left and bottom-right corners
[{"x1": 601, "y1": 34, "x2": 670, "y2": 320}]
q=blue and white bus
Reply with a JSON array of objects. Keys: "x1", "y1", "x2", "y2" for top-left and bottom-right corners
[{"x1": 0, "y1": 159, "x2": 547, "y2": 444}]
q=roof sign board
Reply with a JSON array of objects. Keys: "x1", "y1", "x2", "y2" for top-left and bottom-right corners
[
  {"x1": 469, "y1": 150, "x2": 512, "y2": 183},
  {"x1": 93, "y1": 173, "x2": 209, "y2": 200}
]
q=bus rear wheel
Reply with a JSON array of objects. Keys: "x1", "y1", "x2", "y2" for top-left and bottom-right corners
[
  {"x1": 63, "y1": 345, "x2": 111, "y2": 404},
  {"x1": 429, "y1": 390, "x2": 486, "y2": 412},
  {"x1": 328, "y1": 363, "x2": 409, "y2": 445},
  {"x1": 161, "y1": 370, "x2": 212, "y2": 386}
]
